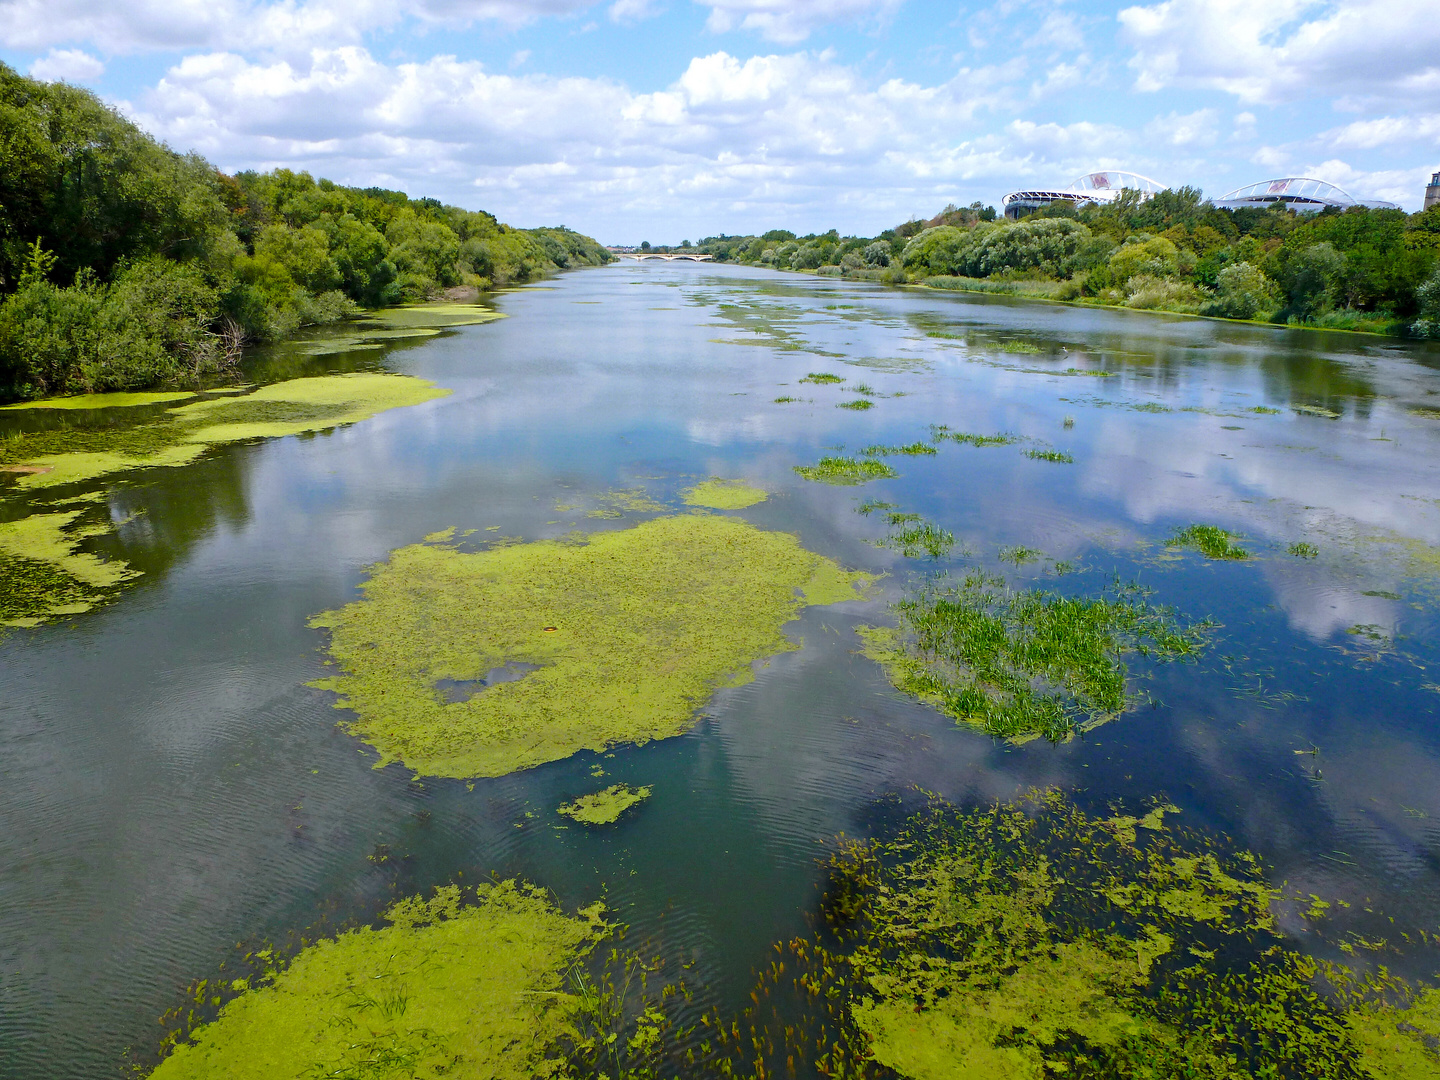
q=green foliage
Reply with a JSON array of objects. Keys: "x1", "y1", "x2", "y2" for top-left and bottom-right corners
[
  {"x1": 1280, "y1": 241, "x2": 1347, "y2": 322},
  {"x1": 1203, "y1": 261, "x2": 1280, "y2": 319},
  {"x1": 1412, "y1": 267, "x2": 1440, "y2": 338},
  {"x1": 793, "y1": 456, "x2": 898, "y2": 485},
  {"x1": 1024, "y1": 448, "x2": 1074, "y2": 463},
  {"x1": 1169, "y1": 524, "x2": 1250, "y2": 560},
  {"x1": 861, "y1": 572, "x2": 1207, "y2": 740}
]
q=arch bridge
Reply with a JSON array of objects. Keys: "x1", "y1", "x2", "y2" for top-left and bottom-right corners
[{"x1": 612, "y1": 252, "x2": 714, "y2": 261}]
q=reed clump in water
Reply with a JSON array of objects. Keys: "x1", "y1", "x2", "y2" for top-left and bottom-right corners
[
  {"x1": 794, "y1": 457, "x2": 897, "y2": 485},
  {"x1": 1169, "y1": 524, "x2": 1250, "y2": 560}
]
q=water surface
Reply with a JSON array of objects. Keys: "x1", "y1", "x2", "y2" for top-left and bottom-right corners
[{"x1": 4, "y1": 263, "x2": 1440, "y2": 1077}]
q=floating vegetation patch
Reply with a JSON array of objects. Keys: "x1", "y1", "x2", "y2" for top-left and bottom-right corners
[
  {"x1": 1251, "y1": 405, "x2": 1282, "y2": 414},
  {"x1": 0, "y1": 390, "x2": 198, "y2": 411},
  {"x1": 1294, "y1": 404, "x2": 1343, "y2": 419},
  {"x1": 310, "y1": 515, "x2": 873, "y2": 777},
  {"x1": 558, "y1": 784, "x2": 652, "y2": 825},
  {"x1": 999, "y1": 545, "x2": 1043, "y2": 565},
  {"x1": 772, "y1": 396, "x2": 801, "y2": 403},
  {"x1": 838, "y1": 399, "x2": 875, "y2": 411},
  {"x1": 148, "y1": 881, "x2": 603, "y2": 1080},
  {"x1": 793, "y1": 457, "x2": 897, "y2": 485},
  {"x1": 883, "y1": 519, "x2": 955, "y2": 560},
  {"x1": 930, "y1": 425, "x2": 1016, "y2": 447},
  {"x1": 856, "y1": 499, "x2": 898, "y2": 515},
  {"x1": 852, "y1": 383, "x2": 878, "y2": 396},
  {"x1": 1408, "y1": 406, "x2": 1440, "y2": 420},
  {"x1": 681, "y1": 479, "x2": 768, "y2": 510},
  {"x1": 362, "y1": 302, "x2": 503, "y2": 330},
  {"x1": 584, "y1": 488, "x2": 668, "y2": 519},
  {"x1": 1000, "y1": 340, "x2": 1043, "y2": 354},
  {"x1": 860, "y1": 443, "x2": 936, "y2": 457},
  {"x1": 1169, "y1": 524, "x2": 1250, "y2": 560},
  {"x1": 1289, "y1": 541, "x2": 1319, "y2": 558},
  {"x1": 0, "y1": 510, "x2": 137, "y2": 626},
  {"x1": 799, "y1": 372, "x2": 845, "y2": 385},
  {"x1": 860, "y1": 572, "x2": 1207, "y2": 741},
  {"x1": 1024, "y1": 448, "x2": 1075, "y2": 464},
  {"x1": 714, "y1": 790, "x2": 1440, "y2": 1080},
  {"x1": 1, "y1": 373, "x2": 449, "y2": 490}
]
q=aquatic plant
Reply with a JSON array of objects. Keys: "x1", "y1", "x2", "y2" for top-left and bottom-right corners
[
  {"x1": 772, "y1": 395, "x2": 801, "y2": 403},
  {"x1": 930, "y1": 425, "x2": 1017, "y2": 447},
  {"x1": 0, "y1": 509, "x2": 138, "y2": 625},
  {"x1": 1251, "y1": 405, "x2": 1282, "y2": 414},
  {"x1": 884, "y1": 520, "x2": 955, "y2": 560},
  {"x1": 838, "y1": 399, "x2": 874, "y2": 411},
  {"x1": 1024, "y1": 448, "x2": 1075, "y2": 464},
  {"x1": 1001, "y1": 340, "x2": 1042, "y2": 354},
  {"x1": 1295, "y1": 404, "x2": 1343, "y2": 419},
  {"x1": 852, "y1": 382, "x2": 878, "y2": 396},
  {"x1": 799, "y1": 372, "x2": 845, "y2": 384},
  {"x1": 0, "y1": 390, "x2": 196, "y2": 411},
  {"x1": 793, "y1": 457, "x2": 897, "y2": 485},
  {"x1": 860, "y1": 572, "x2": 1207, "y2": 741},
  {"x1": 558, "y1": 784, "x2": 653, "y2": 825},
  {"x1": 1, "y1": 372, "x2": 449, "y2": 490},
  {"x1": 681, "y1": 479, "x2": 767, "y2": 510},
  {"x1": 724, "y1": 790, "x2": 1440, "y2": 1080},
  {"x1": 148, "y1": 881, "x2": 605, "y2": 1080},
  {"x1": 584, "y1": 488, "x2": 668, "y2": 518},
  {"x1": 860, "y1": 443, "x2": 936, "y2": 457},
  {"x1": 310, "y1": 515, "x2": 873, "y2": 777},
  {"x1": 1289, "y1": 541, "x2": 1319, "y2": 558},
  {"x1": 856, "y1": 499, "x2": 898, "y2": 515},
  {"x1": 999, "y1": 545, "x2": 1042, "y2": 565},
  {"x1": 1170, "y1": 524, "x2": 1250, "y2": 560}
]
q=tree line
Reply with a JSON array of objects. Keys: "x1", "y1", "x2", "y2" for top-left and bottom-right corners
[
  {"x1": 686, "y1": 192, "x2": 1440, "y2": 337},
  {"x1": 0, "y1": 63, "x2": 609, "y2": 402}
]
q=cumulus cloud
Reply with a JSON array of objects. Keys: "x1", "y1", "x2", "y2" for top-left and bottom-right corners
[
  {"x1": 28, "y1": 47, "x2": 104, "y2": 82},
  {"x1": 1143, "y1": 107, "x2": 1218, "y2": 148},
  {"x1": 1118, "y1": 0, "x2": 1440, "y2": 106},
  {"x1": 701, "y1": 0, "x2": 904, "y2": 43}
]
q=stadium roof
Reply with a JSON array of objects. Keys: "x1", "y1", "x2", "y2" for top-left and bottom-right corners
[
  {"x1": 1212, "y1": 178, "x2": 1400, "y2": 212},
  {"x1": 1002, "y1": 170, "x2": 1167, "y2": 218}
]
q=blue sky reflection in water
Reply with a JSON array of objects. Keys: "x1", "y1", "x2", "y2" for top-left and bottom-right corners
[{"x1": 3, "y1": 262, "x2": 1440, "y2": 1077}]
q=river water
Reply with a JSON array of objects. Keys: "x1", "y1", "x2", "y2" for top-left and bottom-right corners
[{"x1": 3, "y1": 262, "x2": 1440, "y2": 1078}]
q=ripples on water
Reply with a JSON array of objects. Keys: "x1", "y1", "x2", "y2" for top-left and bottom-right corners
[{"x1": 2, "y1": 263, "x2": 1440, "y2": 1077}]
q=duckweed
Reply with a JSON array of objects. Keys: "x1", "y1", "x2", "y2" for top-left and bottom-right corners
[
  {"x1": 1170, "y1": 524, "x2": 1250, "y2": 560},
  {"x1": 0, "y1": 510, "x2": 137, "y2": 625},
  {"x1": 310, "y1": 514, "x2": 873, "y2": 777},
  {"x1": 723, "y1": 790, "x2": 1440, "y2": 1080},
  {"x1": 149, "y1": 881, "x2": 602, "y2": 1080},
  {"x1": 558, "y1": 784, "x2": 653, "y2": 825},
  {"x1": 681, "y1": 479, "x2": 768, "y2": 510},
  {"x1": 2, "y1": 373, "x2": 449, "y2": 490},
  {"x1": 859, "y1": 572, "x2": 1207, "y2": 741},
  {"x1": 793, "y1": 457, "x2": 897, "y2": 485}
]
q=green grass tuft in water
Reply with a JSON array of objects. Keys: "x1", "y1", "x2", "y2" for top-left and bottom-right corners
[
  {"x1": 1001, "y1": 340, "x2": 1043, "y2": 354},
  {"x1": 1024, "y1": 448, "x2": 1074, "y2": 464},
  {"x1": 930, "y1": 425, "x2": 1017, "y2": 447},
  {"x1": 793, "y1": 457, "x2": 897, "y2": 485},
  {"x1": 838, "y1": 399, "x2": 874, "y2": 410},
  {"x1": 884, "y1": 520, "x2": 955, "y2": 559},
  {"x1": 859, "y1": 572, "x2": 1208, "y2": 741},
  {"x1": 799, "y1": 372, "x2": 845, "y2": 384},
  {"x1": 1169, "y1": 524, "x2": 1250, "y2": 560},
  {"x1": 861, "y1": 442, "x2": 936, "y2": 457},
  {"x1": 1289, "y1": 541, "x2": 1319, "y2": 558}
]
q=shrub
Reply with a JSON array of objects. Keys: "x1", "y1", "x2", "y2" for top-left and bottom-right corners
[
  {"x1": 1123, "y1": 274, "x2": 1202, "y2": 312},
  {"x1": 1411, "y1": 267, "x2": 1440, "y2": 338},
  {"x1": 1108, "y1": 236, "x2": 1180, "y2": 285},
  {"x1": 1280, "y1": 241, "x2": 1346, "y2": 322},
  {"x1": 1201, "y1": 261, "x2": 1278, "y2": 320}
]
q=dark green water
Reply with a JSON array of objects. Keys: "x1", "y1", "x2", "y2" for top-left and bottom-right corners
[{"x1": 3, "y1": 262, "x2": 1440, "y2": 1078}]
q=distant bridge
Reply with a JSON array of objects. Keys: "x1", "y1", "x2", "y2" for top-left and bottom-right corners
[{"x1": 611, "y1": 252, "x2": 714, "y2": 261}]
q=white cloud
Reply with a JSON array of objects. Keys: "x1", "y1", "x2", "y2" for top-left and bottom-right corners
[
  {"x1": 1143, "y1": 107, "x2": 1217, "y2": 148},
  {"x1": 28, "y1": 47, "x2": 104, "y2": 82},
  {"x1": 1118, "y1": 0, "x2": 1440, "y2": 106},
  {"x1": 701, "y1": 0, "x2": 904, "y2": 44},
  {"x1": 1322, "y1": 114, "x2": 1440, "y2": 152},
  {"x1": 609, "y1": 0, "x2": 662, "y2": 21}
]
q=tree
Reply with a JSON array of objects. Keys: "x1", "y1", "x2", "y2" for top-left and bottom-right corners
[{"x1": 1282, "y1": 242, "x2": 1345, "y2": 321}]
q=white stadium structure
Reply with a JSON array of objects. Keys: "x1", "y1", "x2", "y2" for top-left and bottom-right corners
[{"x1": 1002, "y1": 170, "x2": 1401, "y2": 219}]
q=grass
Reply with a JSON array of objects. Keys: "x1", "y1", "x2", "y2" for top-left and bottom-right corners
[
  {"x1": 772, "y1": 395, "x2": 801, "y2": 403},
  {"x1": 1169, "y1": 524, "x2": 1249, "y2": 560},
  {"x1": 1250, "y1": 405, "x2": 1282, "y2": 415},
  {"x1": 859, "y1": 571, "x2": 1207, "y2": 741},
  {"x1": 837, "y1": 399, "x2": 874, "y2": 410},
  {"x1": 1289, "y1": 541, "x2": 1319, "y2": 558},
  {"x1": 799, "y1": 372, "x2": 844, "y2": 384},
  {"x1": 793, "y1": 457, "x2": 897, "y2": 485},
  {"x1": 852, "y1": 382, "x2": 878, "y2": 396},
  {"x1": 860, "y1": 442, "x2": 936, "y2": 457},
  {"x1": 884, "y1": 519, "x2": 955, "y2": 559},
  {"x1": 999, "y1": 545, "x2": 1042, "y2": 565},
  {"x1": 1024, "y1": 449, "x2": 1074, "y2": 464},
  {"x1": 856, "y1": 499, "x2": 898, "y2": 515},
  {"x1": 930, "y1": 425, "x2": 1016, "y2": 447},
  {"x1": 1001, "y1": 340, "x2": 1043, "y2": 354}
]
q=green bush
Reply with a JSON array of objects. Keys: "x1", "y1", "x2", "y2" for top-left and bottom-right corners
[
  {"x1": 1200, "y1": 261, "x2": 1278, "y2": 319},
  {"x1": 1411, "y1": 267, "x2": 1440, "y2": 338},
  {"x1": 1280, "y1": 241, "x2": 1346, "y2": 322}
]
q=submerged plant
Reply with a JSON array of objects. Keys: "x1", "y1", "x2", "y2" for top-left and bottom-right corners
[
  {"x1": 1170, "y1": 524, "x2": 1250, "y2": 560},
  {"x1": 1289, "y1": 541, "x2": 1319, "y2": 558},
  {"x1": 883, "y1": 519, "x2": 955, "y2": 560},
  {"x1": 725, "y1": 790, "x2": 1440, "y2": 1080},
  {"x1": 793, "y1": 457, "x2": 897, "y2": 485},
  {"x1": 310, "y1": 515, "x2": 872, "y2": 777},
  {"x1": 1024, "y1": 448, "x2": 1074, "y2": 464},
  {"x1": 860, "y1": 572, "x2": 1208, "y2": 741},
  {"x1": 856, "y1": 499, "x2": 898, "y2": 515}
]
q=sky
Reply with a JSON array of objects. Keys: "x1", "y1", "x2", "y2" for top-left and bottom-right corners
[{"x1": 1, "y1": 0, "x2": 1437, "y2": 243}]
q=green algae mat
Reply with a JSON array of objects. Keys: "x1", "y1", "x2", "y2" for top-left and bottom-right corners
[
  {"x1": 558, "y1": 783, "x2": 652, "y2": 825},
  {"x1": 150, "y1": 881, "x2": 602, "y2": 1080},
  {"x1": 681, "y1": 478, "x2": 767, "y2": 509},
  {"x1": 309, "y1": 514, "x2": 873, "y2": 778}
]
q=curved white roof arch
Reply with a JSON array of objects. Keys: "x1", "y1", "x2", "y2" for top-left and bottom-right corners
[
  {"x1": 1213, "y1": 177, "x2": 1400, "y2": 212},
  {"x1": 1001, "y1": 168, "x2": 1170, "y2": 218}
]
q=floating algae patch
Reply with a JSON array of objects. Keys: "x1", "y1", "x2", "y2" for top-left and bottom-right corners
[
  {"x1": 859, "y1": 571, "x2": 1207, "y2": 741},
  {"x1": 681, "y1": 479, "x2": 768, "y2": 510},
  {"x1": 0, "y1": 510, "x2": 137, "y2": 626},
  {"x1": 309, "y1": 514, "x2": 873, "y2": 778},
  {"x1": 794, "y1": 457, "x2": 897, "y2": 485},
  {"x1": 149, "y1": 881, "x2": 602, "y2": 1080},
  {"x1": 557, "y1": 783, "x2": 652, "y2": 825},
  {"x1": 717, "y1": 790, "x2": 1440, "y2": 1080},
  {"x1": 0, "y1": 391, "x2": 197, "y2": 411},
  {"x1": 584, "y1": 488, "x2": 669, "y2": 518},
  {"x1": 2, "y1": 373, "x2": 448, "y2": 490},
  {"x1": 1169, "y1": 524, "x2": 1250, "y2": 560},
  {"x1": 361, "y1": 302, "x2": 504, "y2": 330}
]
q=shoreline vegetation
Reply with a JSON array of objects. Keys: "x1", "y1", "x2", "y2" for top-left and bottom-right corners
[
  {"x1": 0, "y1": 62, "x2": 609, "y2": 404},
  {"x1": 673, "y1": 193, "x2": 1440, "y2": 340}
]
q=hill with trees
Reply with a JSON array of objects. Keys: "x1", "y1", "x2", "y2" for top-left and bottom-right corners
[
  {"x1": 0, "y1": 62, "x2": 609, "y2": 403},
  {"x1": 687, "y1": 193, "x2": 1440, "y2": 338}
]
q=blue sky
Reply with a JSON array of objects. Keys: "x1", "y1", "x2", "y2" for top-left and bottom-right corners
[{"x1": 2, "y1": 0, "x2": 1436, "y2": 242}]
